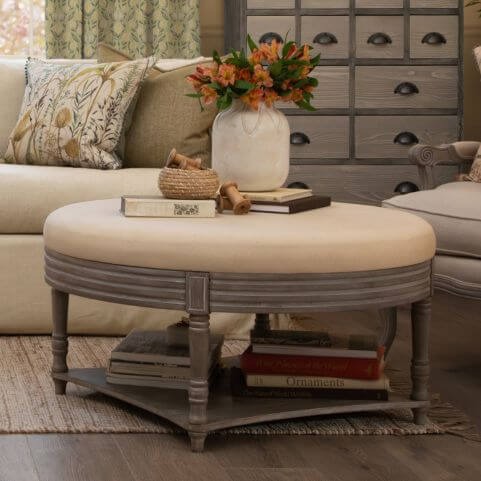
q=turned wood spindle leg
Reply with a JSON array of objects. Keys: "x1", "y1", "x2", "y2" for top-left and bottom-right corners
[
  {"x1": 378, "y1": 307, "x2": 397, "y2": 357},
  {"x1": 188, "y1": 313, "x2": 210, "y2": 452},
  {"x1": 51, "y1": 289, "x2": 69, "y2": 395},
  {"x1": 254, "y1": 313, "x2": 270, "y2": 333},
  {"x1": 410, "y1": 297, "x2": 431, "y2": 425}
]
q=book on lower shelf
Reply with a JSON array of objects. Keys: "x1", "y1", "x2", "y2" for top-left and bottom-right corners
[
  {"x1": 233, "y1": 329, "x2": 389, "y2": 401},
  {"x1": 106, "y1": 328, "x2": 224, "y2": 389},
  {"x1": 121, "y1": 196, "x2": 216, "y2": 218}
]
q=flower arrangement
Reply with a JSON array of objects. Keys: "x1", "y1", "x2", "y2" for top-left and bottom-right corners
[{"x1": 187, "y1": 35, "x2": 320, "y2": 111}]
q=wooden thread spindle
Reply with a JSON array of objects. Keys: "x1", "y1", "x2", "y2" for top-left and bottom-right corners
[
  {"x1": 166, "y1": 148, "x2": 203, "y2": 170},
  {"x1": 219, "y1": 181, "x2": 251, "y2": 215}
]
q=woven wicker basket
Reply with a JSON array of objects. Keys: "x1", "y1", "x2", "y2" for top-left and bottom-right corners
[{"x1": 158, "y1": 168, "x2": 220, "y2": 200}]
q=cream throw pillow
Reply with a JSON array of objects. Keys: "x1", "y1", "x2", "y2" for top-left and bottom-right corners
[{"x1": 4, "y1": 57, "x2": 154, "y2": 169}]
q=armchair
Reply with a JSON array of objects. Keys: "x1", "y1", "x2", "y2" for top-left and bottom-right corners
[{"x1": 383, "y1": 142, "x2": 481, "y2": 300}]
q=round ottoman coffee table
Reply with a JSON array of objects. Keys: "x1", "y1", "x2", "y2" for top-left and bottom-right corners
[{"x1": 44, "y1": 199, "x2": 435, "y2": 452}]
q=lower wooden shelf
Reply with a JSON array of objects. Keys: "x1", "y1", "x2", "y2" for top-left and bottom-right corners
[{"x1": 53, "y1": 368, "x2": 428, "y2": 434}]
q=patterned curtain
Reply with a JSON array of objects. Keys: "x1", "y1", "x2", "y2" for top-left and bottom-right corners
[{"x1": 45, "y1": 0, "x2": 200, "y2": 59}]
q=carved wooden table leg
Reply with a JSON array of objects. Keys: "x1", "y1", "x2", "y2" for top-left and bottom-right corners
[
  {"x1": 188, "y1": 313, "x2": 210, "y2": 452},
  {"x1": 410, "y1": 297, "x2": 431, "y2": 425},
  {"x1": 379, "y1": 307, "x2": 397, "y2": 357},
  {"x1": 51, "y1": 289, "x2": 69, "y2": 395}
]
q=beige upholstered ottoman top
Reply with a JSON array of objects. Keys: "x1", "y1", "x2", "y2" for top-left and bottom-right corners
[{"x1": 44, "y1": 199, "x2": 436, "y2": 274}]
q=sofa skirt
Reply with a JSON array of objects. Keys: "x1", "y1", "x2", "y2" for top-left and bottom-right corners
[{"x1": 0, "y1": 235, "x2": 259, "y2": 336}]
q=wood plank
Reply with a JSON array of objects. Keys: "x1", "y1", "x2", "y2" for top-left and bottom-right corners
[
  {"x1": 301, "y1": 16, "x2": 350, "y2": 58},
  {"x1": 226, "y1": 468, "x2": 324, "y2": 481},
  {"x1": 287, "y1": 164, "x2": 459, "y2": 205},
  {"x1": 302, "y1": 0, "x2": 349, "y2": 7},
  {"x1": 0, "y1": 435, "x2": 40, "y2": 481},
  {"x1": 247, "y1": 0, "x2": 294, "y2": 8},
  {"x1": 355, "y1": 115, "x2": 458, "y2": 159},
  {"x1": 309, "y1": 67, "x2": 350, "y2": 109},
  {"x1": 356, "y1": 16, "x2": 404, "y2": 59},
  {"x1": 288, "y1": 116, "x2": 349, "y2": 159},
  {"x1": 27, "y1": 434, "x2": 135, "y2": 481},
  {"x1": 356, "y1": 0, "x2": 403, "y2": 6},
  {"x1": 246, "y1": 16, "x2": 296, "y2": 47},
  {"x1": 114, "y1": 434, "x2": 233, "y2": 481},
  {"x1": 410, "y1": 16, "x2": 459, "y2": 59},
  {"x1": 355, "y1": 66, "x2": 458, "y2": 109},
  {"x1": 410, "y1": 0, "x2": 458, "y2": 7}
]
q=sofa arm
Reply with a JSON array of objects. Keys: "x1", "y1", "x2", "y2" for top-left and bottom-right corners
[{"x1": 409, "y1": 142, "x2": 479, "y2": 190}]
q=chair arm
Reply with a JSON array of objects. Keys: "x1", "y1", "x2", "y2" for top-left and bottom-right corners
[{"x1": 408, "y1": 142, "x2": 479, "y2": 190}]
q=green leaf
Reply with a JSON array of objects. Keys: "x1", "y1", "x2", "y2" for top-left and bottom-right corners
[
  {"x1": 234, "y1": 79, "x2": 255, "y2": 92},
  {"x1": 213, "y1": 50, "x2": 222, "y2": 65},
  {"x1": 282, "y1": 40, "x2": 295, "y2": 58},
  {"x1": 295, "y1": 100, "x2": 317, "y2": 112},
  {"x1": 206, "y1": 82, "x2": 223, "y2": 91},
  {"x1": 217, "y1": 93, "x2": 233, "y2": 111},
  {"x1": 310, "y1": 54, "x2": 321, "y2": 67},
  {"x1": 247, "y1": 34, "x2": 258, "y2": 53},
  {"x1": 269, "y1": 61, "x2": 283, "y2": 78}
]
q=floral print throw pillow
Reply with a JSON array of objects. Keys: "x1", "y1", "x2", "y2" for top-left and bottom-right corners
[{"x1": 4, "y1": 57, "x2": 154, "y2": 169}]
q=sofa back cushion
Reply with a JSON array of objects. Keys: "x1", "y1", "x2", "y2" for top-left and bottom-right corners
[
  {"x1": 0, "y1": 58, "x2": 28, "y2": 157},
  {"x1": 97, "y1": 43, "x2": 217, "y2": 168}
]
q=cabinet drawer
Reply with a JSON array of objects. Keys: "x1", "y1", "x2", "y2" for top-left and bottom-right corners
[
  {"x1": 356, "y1": 0, "x2": 403, "y2": 7},
  {"x1": 355, "y1": 66, "x2": 458, "y2": 109},
  {"x1": 356, "y1": 16, "x2": 404, "y2": 59},
  {"x1": 310, "y1": 67, "x2": 350, "y2": 109},
  {"x1": 410, "y1": 0, "x2": 458, "y2": 7},
  {"x1": 286, "y1": 165, "x2": 459, "y2": 205},
  {"x1": 247, "y1": 0, "x2": 295, "y2": 7},
  {"x1": 410, "y1": 16, "x2": 458, "y2": 59},
  {"x1": 301, "y1": 16, "x2": 349, "y2": 59},
  {"x1": 288, "y1": 117, "x2": 349, "y2": 159},
  {"x1": 355, "y1": 116, "x2": 458, "y2": 159},
  {"x1": 246, "y1": 16, "x2": 295, "y2": 48},
  {"x1": 302, "y1": 0, "x2": 349, "y2": 7}
]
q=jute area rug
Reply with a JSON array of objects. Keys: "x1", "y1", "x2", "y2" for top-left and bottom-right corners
[{"x1": 0, "y1": 336, "x2": 477, "y2": 438}]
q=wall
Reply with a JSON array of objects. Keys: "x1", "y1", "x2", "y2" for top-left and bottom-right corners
[{"x1": 200, "y1": 2, "x2": 481, "y2": 139}]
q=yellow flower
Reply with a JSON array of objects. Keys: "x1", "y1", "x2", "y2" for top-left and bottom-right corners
[
  {"x1": 64, "y1": 138, "x2": 80, "y2": 159},
  {"x1": 55, "y1": 108, "x2": 72, "y2": 128}
]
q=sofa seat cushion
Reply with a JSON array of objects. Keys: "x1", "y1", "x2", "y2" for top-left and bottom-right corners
[
  {"x1": 44, "y1": 199, "x2": 435, "y2": 274},
  {"x1": 383, "y1": 181, "x2": 481, "y2": 259},
  {"x1": 0, "y1": 164, "x2": 159, "y2": 234}
]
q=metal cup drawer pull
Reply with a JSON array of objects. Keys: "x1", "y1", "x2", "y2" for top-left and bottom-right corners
[
  {"x1": 259, "y1": 32, "x2": 284, "y2": 45},
  {"x1": 394, "y1": 82, "x2": 419, "y2": 96},
  {"x1": 367, "y1": 32, "x2": 392, "y2": 45},
  {"x1": 290, "y1": 132, "x2": 311, "y2": 145},
  {"x1": 422, "y1": 32, "x2": 447, "y2": 45},
  {"x1": 393, "y1": 131, "x2": 419, "y2": 146},
  {"x1": 313, "y1": 32, "x2": 338, "y2": 45}
]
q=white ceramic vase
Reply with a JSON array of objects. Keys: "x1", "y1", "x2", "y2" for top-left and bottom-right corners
[{"x1": 211, "y1": 99, "x2": 290, "y2": 192}]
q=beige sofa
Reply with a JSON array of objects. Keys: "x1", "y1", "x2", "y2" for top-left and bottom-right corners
[
  {"x1": 383, "y1": 142, "x2": 481, "y2": 300},
  {"x1": 0, "y1": 57, "x2": 255, "y2": 335}
]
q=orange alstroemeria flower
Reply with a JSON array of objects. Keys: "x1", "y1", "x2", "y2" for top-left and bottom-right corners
[
  {"x1": 249, "y1": 49, "x2": 264, "y2": 65},
  {"x1": 291, "y1": 89, "x2": 304, "y2": 103},
  {"x1": 241, "y1": 87, "x2": 264, "y2": 110},
  {"x1": 200, "y1": 85, "x2": 218, "y2": 105},
  {"x1": 215, "y1": 64, "x2": 236, "y2": 87},
  {"x1": 238, "y1": 68, "x2": 252, "y2": 81},
  {"x1": 285, "y1": 43, "x2": 297, "y2": 59},
  {"x1": 252, "y1": 64, "x2": 273, "y2": 88},
  {"x1": 259, "y1": 39, "x2": 280, "y2": 63},
  {"x1": 196, "y1": 63, "x2": 218, "y2": 80},
  {"x1": 297, "y1": 44, "x2": 311, "y2": 62},
  {"x1": 264, "y1": 89, "x2": 279, "y2": 107},
  {"x1": 186, "y1": 74, "x2": 203, "y2": 91}
]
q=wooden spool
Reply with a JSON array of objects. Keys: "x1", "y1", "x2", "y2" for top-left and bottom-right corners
[
  {"x1": 166, "y1": 148, "x2": 203, "y2": 171},
  {"x1": 219, "y1": 182, "x2": 251, "y2": 215}
]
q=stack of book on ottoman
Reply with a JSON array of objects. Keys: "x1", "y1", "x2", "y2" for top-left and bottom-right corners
[
  {"x1": 106, "y1": 323, "x2": 223, "y2": 389},
  {"x1": 232, "y1": 329, "x2": 388, "y2": 400}
]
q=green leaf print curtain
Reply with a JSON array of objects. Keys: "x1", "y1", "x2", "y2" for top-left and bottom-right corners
[{"x1": 45, "y1": 0, "x2": 200, "y2": 59}]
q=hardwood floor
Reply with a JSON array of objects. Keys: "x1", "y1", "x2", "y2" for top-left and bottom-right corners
[{"x1": 0, "y1": 292, "x2": 480, "y2": 481}]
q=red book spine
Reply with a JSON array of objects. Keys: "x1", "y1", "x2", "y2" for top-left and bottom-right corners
[{"x1": 240, "y1": 348, "x2": 384, "y2": 380}]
